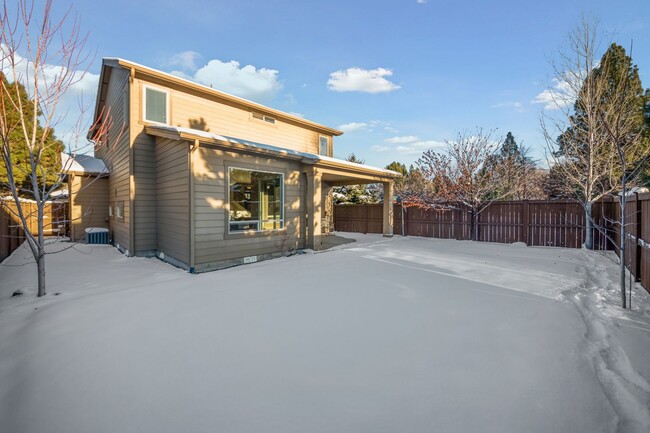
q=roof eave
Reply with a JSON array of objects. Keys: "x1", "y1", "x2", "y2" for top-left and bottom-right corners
[
  {"x1": 313, "y1": 159, "x2": 402, "y2": 179},
  {"x1": 110, "y1": 58, "x2": 343, "y2": 137},
  {"x1": 145, "y1": 125, "x2": 398, "y2": 180}
]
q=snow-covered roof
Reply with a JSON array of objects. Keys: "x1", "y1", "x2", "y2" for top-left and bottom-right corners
[
  {"x1": 49, "y1": 188, "x2": 69, "y2": 199},
  {"x1": 61, "y1": 153, "x2": 108, "y2": 175},
  {"x1": 147, "y1": 125, "x2": 401, "y2": 178}
]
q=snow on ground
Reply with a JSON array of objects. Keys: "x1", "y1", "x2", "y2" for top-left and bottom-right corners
[{"x1": 0, "y1": 234, "x2": 649, "y2": 433}]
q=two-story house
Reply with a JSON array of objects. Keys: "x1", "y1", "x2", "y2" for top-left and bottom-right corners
[{"x1": 75, "y1": 58, "x2": 398, "y2": 272}]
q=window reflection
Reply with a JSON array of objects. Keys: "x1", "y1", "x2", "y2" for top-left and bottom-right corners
[{"x1": 229, "y1": 168, "x2": 283, "y2": 232}]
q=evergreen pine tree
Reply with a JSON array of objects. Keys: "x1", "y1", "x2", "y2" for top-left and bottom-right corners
[
  {"x1": 0, "y1": 72, "x2": 64, "y2": 194},
  {"x1": 556, "y1": 43, "x2": 649, "y2": 198}
]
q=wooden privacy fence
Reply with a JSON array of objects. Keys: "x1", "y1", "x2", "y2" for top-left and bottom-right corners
[
  {"x1": 334, "y1": 196, "x2": 649, "y2": 293},
  {"x1": 335, "y1": 200, "x2": 610, "y2": 248},
  {"x1": 610, "y1": 193, "x2": 650, "y2": 296},
  {"x1": 332, "y1": 204, "x2": 385, "y2": 234},
  {"x1": 0, "y1": 200, "x2": 68, "y2": 262}
]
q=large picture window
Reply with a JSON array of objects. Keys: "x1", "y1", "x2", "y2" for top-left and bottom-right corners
[{"x1": 229, "y1": 168, "x2": 284, "y2": 232}]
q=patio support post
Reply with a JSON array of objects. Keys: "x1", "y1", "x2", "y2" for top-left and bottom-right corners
[
  {"x1": 306, "y1": 168, "x2": 323, "y2": 250},
  {"x1": 383, "y1": 181, "x2": 394, "y2": 237}
]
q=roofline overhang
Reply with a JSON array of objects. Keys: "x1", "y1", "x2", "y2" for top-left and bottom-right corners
[
  {"x1": 145, "y1": 126, "x2": 401, "y2": 181},
  {"x1": 103, "y1": 58, "x2": 343, "y2": 137},
  {"x1": 311, "y1": 158, "x2": 401, "y2": 180}
]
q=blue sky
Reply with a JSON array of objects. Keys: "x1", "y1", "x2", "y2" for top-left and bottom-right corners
[{"x1": 20, "y1": 0, "x2": 650, "y2": 168}]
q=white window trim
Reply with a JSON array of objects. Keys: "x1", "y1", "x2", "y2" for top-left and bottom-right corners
[
  {"x1": 142, "y1": 85, "x2": 170, "y2": 125},
  {"x1": 227, "y1": 167, "x2": 284, "y2": 234},
  {"x1": 115, "y1": 201, "x2": 124, "y2": 220},
  {"x1": 319, "y1": 135, "x2": 330, "y2": 157}
]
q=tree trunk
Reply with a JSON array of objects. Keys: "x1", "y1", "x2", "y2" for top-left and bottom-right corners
[
  {"x1": 619, "y1": 189, "x2": 627, "y2": 309},
  {"x1": 620, "y1": 214, "x2": 627, "y2": 308},
  {"x1": 37, "y1": 204, "x2": 46, "y2": 297},
  {"x1": 584, "y1": 201, "x2": 594, "y2": 250},
  {"x1": 37, "y1": 248, "x2": 46, "y2": 297},
  {"x1": 471, "y1": 209, "x2": 478, "y2": 241}
]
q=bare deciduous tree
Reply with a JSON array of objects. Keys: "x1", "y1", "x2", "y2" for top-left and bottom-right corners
[
  {"x1": 541, "y1": 18, "x2": 649, "y2": 308},
  {"x1": 416, "y1": 128, "x2": 506, "y2": 241},
  {"x1": 541, "y1": 19, "x2": 647, "y2": 248},
  {"x1": 541, "y1": 18, "x2": 611, "y2": 251},
  {"x1": 599, "y1": 49, "x2": 650, "y2": 309},
  {"x1": 0, "y1": 0, "x2": 115, "y2": 297}
]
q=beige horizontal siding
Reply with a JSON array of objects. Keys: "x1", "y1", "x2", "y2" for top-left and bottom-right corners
[
  {"x1": 69, "y1": 175, "x2": 109, "y2": 242},
  {"x1": 93, "y1": 66, "x2": 325, "y2": 264},
  {"x1": 132, "y1": 75, "x2": 331, "y2": 156}
]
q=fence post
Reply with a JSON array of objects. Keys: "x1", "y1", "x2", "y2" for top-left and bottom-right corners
[
  {"x1": 634, "y1": 193, "x2": 642, "y2": 281},
  {"x1": 364, "y1": 204, "x2": 368, "y2": 234},
  {"x1": 522, "y1": 200, "x2": 529, "y2": 245}
]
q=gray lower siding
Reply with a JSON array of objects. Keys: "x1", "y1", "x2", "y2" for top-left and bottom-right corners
[
  {"x1": 192, "y1": 145, "x2": 303, "y2": 269},
  {"x1": 192, "y1": 251, "x2": 292, "y2": 273},
  {"x1": 155, "y1": 138, "x2": 191, "y2": 266}
]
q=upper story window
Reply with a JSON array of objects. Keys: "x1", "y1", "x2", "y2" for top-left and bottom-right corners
[
  {"x1": 143, "y1": 86, "x2": 169, "y2": 124},
  {"x1": 251, "y1": 112, "x2": 276, "y2": 125},
  {"x1": 319, "y1": 136, "x2": 330, "y2": 156}
]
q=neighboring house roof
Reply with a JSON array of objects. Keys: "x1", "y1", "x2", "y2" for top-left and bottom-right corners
[
  {"x1": 60, "y1": 153, "x2": 109, "y2": 175},
  {"x1": 92, "y1": 57, "x2": 343, "y2": 138},
  {"x1": 145, "y1": 125, "x2": 402, "y2": 180}
]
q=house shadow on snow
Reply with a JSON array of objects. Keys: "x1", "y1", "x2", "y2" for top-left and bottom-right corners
[{"x1": 320, "y1": 233, "x2": 356, "y2": 250}]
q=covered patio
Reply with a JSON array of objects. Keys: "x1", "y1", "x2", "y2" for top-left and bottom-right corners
[{"x1": 302, "y1": 160, "x2": 397, "y2": 250}]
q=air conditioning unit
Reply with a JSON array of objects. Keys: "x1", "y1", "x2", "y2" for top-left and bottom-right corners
[{"x1": 85, "y1": 227, "x2": 110, "y2": 244}]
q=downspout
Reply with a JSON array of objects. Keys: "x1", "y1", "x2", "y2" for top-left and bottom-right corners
[
  {"x1": 68, "y1": 173, "x2": 74, "y2": 241},
  {"x1": 128, "y1": 67, "x2": 136, "y2": 256},
  {"x1": 189, "y1": 139, "x2": 199, "y2": 272}
]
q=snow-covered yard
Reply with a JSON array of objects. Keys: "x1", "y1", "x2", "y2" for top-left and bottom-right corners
[{"x1": 1, "y1": 234, "x2": 649, "y2": 433}]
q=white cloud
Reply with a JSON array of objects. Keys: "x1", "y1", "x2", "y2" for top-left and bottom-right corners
[
  {"x1": 168, "y1": 50, "x2": 202, "y2": 71},
  {"x1": 338, "y1": 120, "x2": 394, "y2": 133},
  {"x1": 170, "y1": 55, "x2": 283, "y2": 102},
  {"x1": 416, "y1": 0, "x2": 429, "y2": 3},
  {"x1": 339, "y1": 122, "x2": 369, "y2": 133},
  {"x1": 532, "y1": 76, "x2": 578, "y2": 110},
  {"x1": 491, "y1": 101, "x2": 524, "y2": 112},
  {"x1": 289, "y1": 112, "x2": 304, "y2": 118},
  {"x1": 373, "y1": 139, "x2": 445, "y2": 156},
  {"x1": 327, "y1": 67, "x2": 400, "y2": 93},
  {"x1": 385, "y1": 135, "x2": 419, "y2": 144},
  {"x1": 0, "y1": 46, "x2": 100, "y2": 151}
]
